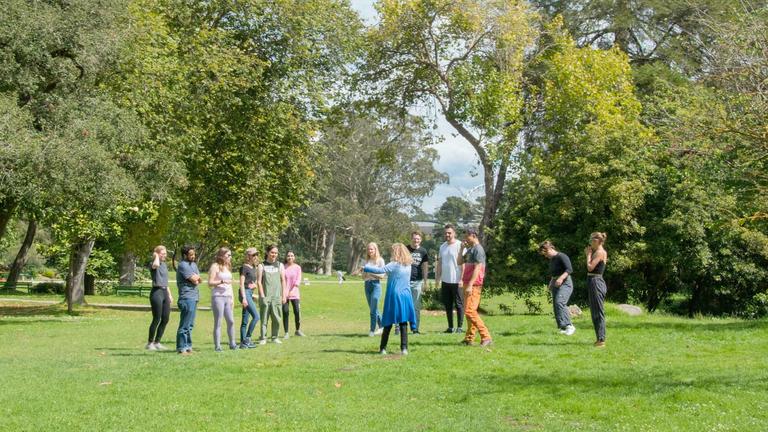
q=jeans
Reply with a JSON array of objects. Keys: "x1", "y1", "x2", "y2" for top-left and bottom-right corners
[
  {"x1": 240, "y1": 289, "x2": 259, "y2": 342},
  {"x1": 440, "y1": 282, "x2": 463, "y2": 329},
  {"x1": 176, "y1": 298, "x2": 198, "y2": 352},
  {"x1": 148, "y1": 287, "x2": 171, "y2": 343},
  {"x1": 212, "y1": 296, "x2": 235, "y2": 349},
  {"x1": 549, "y1": 276, "x2": 573, "y2": 329},
  {"x1": 364, "y1": 280, "x2": 383, "y2": 332},
  {"x1": 409, "y1": 280, "x2": 424, "y2": 331},
  {"x1": 282, "y1": 299, "x2": 301, "y2": 333},
  {"x1": 259, "y1": 297, "x2": 282, "y2": 340}
]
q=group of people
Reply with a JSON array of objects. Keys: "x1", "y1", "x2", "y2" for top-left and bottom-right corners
[
  {"x1": 143, "y1": 226, "x2": 609, "y2": 355},
  {"x1": 145, "y1": 244, "x2": 303, "y2": 355}
]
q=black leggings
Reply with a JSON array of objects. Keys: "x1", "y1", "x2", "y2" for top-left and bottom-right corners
[
  {"x1": 282, "y1": 299, "x2": 301, "y2": 332},
  {"x1": 380, "y1": 322, "x2": 408, "y2": 351},
  {"x1": 148, "y1": 287, "x2": 171, "y2": 343}
]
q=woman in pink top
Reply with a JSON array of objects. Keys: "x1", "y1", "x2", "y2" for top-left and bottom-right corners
[{"x1": 282, "y1": 251, "x2": 304, "y2": 338}]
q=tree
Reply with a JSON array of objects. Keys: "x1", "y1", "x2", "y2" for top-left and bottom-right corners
[
  {"x1": 434, "y1": 196, "x2": 481, "y2": 225},
  {"x1": 363, "y1": 0, "x2": 539, "y2": 240}
]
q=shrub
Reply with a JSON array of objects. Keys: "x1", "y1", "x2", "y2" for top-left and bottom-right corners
[{"x1": 31, "y1": 282, "x2": 65, "y2": 294}]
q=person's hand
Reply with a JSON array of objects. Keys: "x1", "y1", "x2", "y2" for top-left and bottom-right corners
[
  {"x1": 282, "y1": 297, "x2": 287, "y2": 304},
  {"x1": 465, "y1": 287, "x2": 473, "y2": 296},
  {"x1": 584, "y1": 246, "x2": 592, "y2": 256},
  {"x1": 248, "y1": 282, "x2": 256, "y2": 289},
  {"x1": 152, "y1": 252, "x2": 158, "y2": 260},
  {"x1": 435, "y1": 280, "x2": 441, "y2": 290},
  {"x1": 241, "y1": 300, "x2": 248, "y2": 308},
  {"x1": 555, "y1": 278, "x2": 564, "y2": 287}
]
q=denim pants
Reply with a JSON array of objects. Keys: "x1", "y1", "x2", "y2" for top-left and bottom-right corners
[
  {"x1": 240, "y1": 289, "x2": 260, "y2": 342},
  {"x1": 364, "y1": 280, "x2": 382, "y2": 332},
  {"x1": 409, "y1": 280, "x2": 424, "y2": 331},
  {"x1": 176, "y1": 298, "x2": 198, "y2": 352}
]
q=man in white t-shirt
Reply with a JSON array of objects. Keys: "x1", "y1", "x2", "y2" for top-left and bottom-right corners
[{"x1": 435, "y1": 224, "x2": 464, "y2": 333}]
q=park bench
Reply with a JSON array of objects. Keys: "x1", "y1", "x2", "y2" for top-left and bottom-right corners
[{"x1": 114, "y1": 285, "x2": 151, "y2": 297}]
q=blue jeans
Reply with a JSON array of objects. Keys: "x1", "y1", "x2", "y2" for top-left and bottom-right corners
[
  {"x1": 364, "y1": 280, "x2": 382, "y2": 332},
  {"x1": 240, "y1": 289, "x2": 260, "y2": 341},
  {"x1": 176, "y1": 298, "x2": 198, "y2": 352},
  {"x1": 410, "y1": 280, "x2": 424, "y2": 331}
]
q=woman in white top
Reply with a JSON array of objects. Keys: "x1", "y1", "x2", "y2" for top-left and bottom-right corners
[
  {"x1": 362, "y1": 242, "x2": 385, "y2": 336},
  {"x1": 208, "y1": 247, "x2": 237, "y2": 351}
]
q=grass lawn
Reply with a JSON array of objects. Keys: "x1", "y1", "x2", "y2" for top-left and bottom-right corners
[{"x1": 1, "y1": 278, "x2": 767, "y2": 431}]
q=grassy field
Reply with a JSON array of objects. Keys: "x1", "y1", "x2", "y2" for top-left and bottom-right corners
[{"x1": 1, "y1": 278, "x2": 767, "y2": 431}]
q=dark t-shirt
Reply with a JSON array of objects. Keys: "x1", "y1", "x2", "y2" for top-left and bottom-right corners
[
  {"x1": 407, "y1": 245, "x2": 429, "y2": 281},
  {"x1": 149, "y1": 261, "x2": 169, "y2": 288},
  {"x1": 549, "y1": 252, "x2": 573, "y2": 278},
  {"x1": 240, "y1": 264, "x2": 257, "y2": 288}
]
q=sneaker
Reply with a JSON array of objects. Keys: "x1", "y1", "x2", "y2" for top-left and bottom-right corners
[
  {"x1": 564, "y1": 325, "x2": 576, "y2": 336},
  {"x1": 214, "y1": 346, "x2": 223, "y2": 352},
  {"x1": 178, "y1": 350, "x2": 192, "y2": 356},
  {"x1": 412, "y1": 330, "x2": 420, "y2": 334},
  {"x1": 258, "y1": 339, "x2": 267, "y2": 345},
  {"x1": 394, "y1": 328, "x2": 400, "y2": 335},
  {"x1": 153, "y1": 343, "x2": 168, "y2": 351},
  {"x1": 379, "y1": 349, "x2": 387, "y2": 355},
  {"x1": 455, "y1": 327, "x2": 465, "y2": 333},
  {"x1": 401, "y1": 349, "x2": 409, "y2": 355},
  {"x1": 229, "y1": 344, "x2": 239, "y2": 350},
  {"x1": 594, "y1": 340, "x2": 606, "y2": 348},
  {"x1": 460, "y1": 340, "x2": 474, "y2": 346},
  {"x1": 273, "y1": 338, "x2": 282, "y2": 344},
  {"x1": 374, "y1": 328, "x2": 383, "y2": 335},
  {"x1": 480, "y1": 339, "x2": 493, "y2": 347},
  {"x1": 284, "y1": 332, "x2": 290, "y2": 339},
  {"x1": 145, "y1": 343, "x2": 157, "y2": 351},
  {"x1": 240, "y1": 339, "x2": 256, "y2": 349},
  {"x1": 444, "y1": 328, "x2": 454, "y2": 334},
  {"x1": 559, "y1": 328, "x2": 567, "y2": 334},
  {"x1": 368, "y1": 331, "x2": 375, "y2": 337},
  {"x1": 295, "y1": 330, "x2": 306, "y2": 337}
]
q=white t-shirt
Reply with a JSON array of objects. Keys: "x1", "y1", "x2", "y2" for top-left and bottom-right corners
[{"x1": 438, "y1": 241, "x2": 462, "y2": 284}]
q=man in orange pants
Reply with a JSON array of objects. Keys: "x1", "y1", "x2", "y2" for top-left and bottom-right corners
[{"x1": 458, "y1": 228, "x2": 492, "y2": 347}]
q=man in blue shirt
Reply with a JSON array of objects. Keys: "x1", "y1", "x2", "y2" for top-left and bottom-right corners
[{"x1": 176, "y1": 246, "x2": 202, "y2": 355}]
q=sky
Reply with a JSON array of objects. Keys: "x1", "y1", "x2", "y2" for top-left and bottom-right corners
[{"x1": 349, "y1": 0, "x2": 482, "y2": 214}]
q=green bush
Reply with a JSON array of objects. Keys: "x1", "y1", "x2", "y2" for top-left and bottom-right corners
[{"x1": 31, "y1": 282, "x2": 65, "y2": 294}]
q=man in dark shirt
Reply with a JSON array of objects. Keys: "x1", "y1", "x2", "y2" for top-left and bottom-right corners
[
  {"x1": 406, "y1": 231, "x2": 429, "y2": 334},
  {"x1": 539, "y1": 241, "x2": 575, "y2": 336},
  {"x1": 175, "y1": 246, "x2": 202, "y2": 354}
]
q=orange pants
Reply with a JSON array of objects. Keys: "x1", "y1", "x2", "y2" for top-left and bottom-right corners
[{"x1": 463, "y1": 285, "x2": 491, "y2": 342}]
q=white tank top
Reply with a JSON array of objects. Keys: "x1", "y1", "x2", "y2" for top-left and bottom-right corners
[{"x1": 212, "y1": 268, "x2": 233, "y2": 297}]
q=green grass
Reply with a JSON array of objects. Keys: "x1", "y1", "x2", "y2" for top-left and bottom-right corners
[{"x1": 1, "y1": 279, "x2": 767, "y2": 431}]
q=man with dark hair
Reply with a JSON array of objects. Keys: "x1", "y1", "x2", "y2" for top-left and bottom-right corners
[
  {"x1": 406, "y1": 231, "x2": 429, "y2": 334},
  {"x1": 458, "y1": 228, "x2": 492, "y2": 347},
  {"x1": 176, "y1": 246, "x2": 202, "y2": 355},
  {"x1": 435, "y1": 224, "x2": 464, "y2": 333}
]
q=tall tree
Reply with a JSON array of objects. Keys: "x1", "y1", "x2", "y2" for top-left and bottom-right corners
[{"x1": 363, "y1": 0, "x2": 539, "y2": 240}]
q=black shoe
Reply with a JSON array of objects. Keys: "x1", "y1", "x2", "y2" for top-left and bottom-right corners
[
  {"x1": 412, "y1": 330, "x2": 420, "y2": 334},
  {"x1": 444, "y1": 328, "x2": 454, "y2": 334}
]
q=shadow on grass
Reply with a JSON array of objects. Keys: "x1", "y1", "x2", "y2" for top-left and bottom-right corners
[
  {"x1": 610, "y1": 320, "x2": 768, "y2": 332},
  {"x1": 312, "y1": 333, "x2": 370, "y2": 339},
  {"x1": 321, "y1": 348, "x2": 378, "y2": 355},
  {"x1": 0, "y1": 303, "x2": 96, "y2": 324}
]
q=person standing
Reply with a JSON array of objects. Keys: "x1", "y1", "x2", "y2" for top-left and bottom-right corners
[
  {"x1": 176, "y1": 246, "x2": 202, "y2": 355},
  {"x1": 458, "y1": 228, "x2": 492, "y2": 347},
  {"x1": 282, "y1": 251, "x2": 304, "y2": 338},
  {"x1": 257, "y1": 245, "x2": 286, "y2": 344},
  {"x1": 538, "y1": 241, "x2": 576, "y2": 336},
  {"x1": 238, "y1": 248, "x2": 260, "y2": 349},
  {"x1": 146, "y1": 245, "x2": 173, "y2": 351},
  {"x1": 363, "y1": 243, "x2": 416, "y2": 355},
  {"x1": 406, "y1": 231, "x2": 429, "y2": 334},
  {"x1": 209, "y1": 247, "x2": 237, "y2": 351},
  {"x1": 361, "y1": 242, "x2": 385, "y2": 337},
  {"x1": 585, "y1": 232, "x2": 608, "y2": 347},
  {"x1": 435, "y1": 224, "x2": 464, "y2": 334}
]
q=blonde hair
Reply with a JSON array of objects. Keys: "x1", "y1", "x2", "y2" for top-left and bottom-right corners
[
  {"x1": 390, "y1": 243, "x2": 413, "y2": 266},
  {"x1": 538, "y1": 241, "x2": 555, "y2": 253},
  {"x1": 366, "y1": 242, "x2": 381, "y2": 263},
  {"x1": 243, "y1": 247, "x2": 258, "y2": 264},
  {"x1": 590, "y1": 232, "x2": 607, "y2": 244},
  {"x1": 215, "y1": 247, "x2": 232, "y2": 270},
  {"x1": 154, "y1": 245, "x2": 166, "y2": 253}
]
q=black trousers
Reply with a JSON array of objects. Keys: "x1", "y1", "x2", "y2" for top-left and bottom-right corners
[
  {"x1": 148, "y1": 287, "x2": 171, "y2": 343},
  {"x1": 282, "y1": 299, "x2": 301, "y2": 332},
  {"x1": 441, "y1": 282, "x2": 464, "y2": 328},
  {"x1": 380, "y1": 322, "x2": 408, "y2": 351}
]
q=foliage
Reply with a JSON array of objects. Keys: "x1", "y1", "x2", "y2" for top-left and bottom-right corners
[{"x1": 434, "y1": 196, "x2": 482, "y2": 225}]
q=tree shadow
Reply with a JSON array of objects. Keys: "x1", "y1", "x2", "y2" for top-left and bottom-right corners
[
  {"x1": 610, "y1": 320, "x2": 768, "y2": 332},
  {"x1": 312, "y1": 333, "x2": 370, "y2": 339},
  {"x1": 0, "y1": 304, "x2": 95, "y2": 324},
  {"x1": 321, "y1": 348, "x2": 379, "y2": 355}
]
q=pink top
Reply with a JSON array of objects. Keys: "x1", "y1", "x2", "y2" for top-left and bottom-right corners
[{"x1": 284, "y1": 264, "x2": 302, "y2": 299}]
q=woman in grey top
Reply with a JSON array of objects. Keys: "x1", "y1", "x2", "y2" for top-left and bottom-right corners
[{"x1": 147, "y1": 245, "x2": 173, "y2": 351}]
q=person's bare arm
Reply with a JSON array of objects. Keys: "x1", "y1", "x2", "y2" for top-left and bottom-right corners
[
  {"x1": 256, "y1": 265, "x2": 265, "y2": 298},
  {"x1": 151, "y1": 252, "x2": 160, "y2": 270},
  {"x1": 465, "y1": 263, "x2": 484, "y2": 295},
  {"x1": 435, "y1": 257, "x2": 442, "y2": 289},
  {"x1": 240, "y1": 274, "x2": 248, "y2": 307}
]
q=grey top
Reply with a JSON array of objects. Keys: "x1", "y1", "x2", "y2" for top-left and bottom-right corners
[
  {"x1": 150, "y1": 261, "x2": 169, "y2": 288},
  {"x1": 176, "y1": 260, "x2": 200, "y2": 301},
  {"x1": 549, "y1": 252, "x2": 573, "y2": 278},
  {"x1": 464, "y1": 243, "x2": 486, "y2": 265}
]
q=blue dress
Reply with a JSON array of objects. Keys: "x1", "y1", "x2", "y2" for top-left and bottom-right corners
[{"x1": 364, "y1": 262, "x2": 417, "y2": 327}]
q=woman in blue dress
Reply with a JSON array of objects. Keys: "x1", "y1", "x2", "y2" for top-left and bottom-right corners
[{"x1": 363, "y1": 243, "x2": 417, "y2": 355}]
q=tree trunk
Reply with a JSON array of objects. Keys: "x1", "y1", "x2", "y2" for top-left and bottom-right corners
[
  {"x1": 0, "y1": 198, "x2": 17, "y2": 243},
  {"x1": 66, "y1": 238, "x2": 95, "y2": 314},
  {"x1": 4, "y1": 219, "x2": 37, "y2": 290},
  {"x1": 119, "y1": 251, "x2": 137, "y2": 286},
  {"x1": 346, "y1": 238, "x2": 365, "y2": 275},
  {"x1": 322, "y1": 229, "x2": 336, "y2": 276},
  {"x1": 316, "y1": 228, "x2": 328, "y2": 274}
]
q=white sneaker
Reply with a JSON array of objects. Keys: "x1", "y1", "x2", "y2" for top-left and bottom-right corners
[
  {"x1": 374, "y1": 328, "x2": 383, "y2": 335},
  {"x1": 379, "y1": 349, "x2": 387, "y2": 355},
  {"x1": 401, "y1": 349, "x2": 409, "y2": 356},
  {"x1": 368, "y1": 331, "x2": 375, "y2": 337},
  {"x1": 284, "y1": 332, "x2": 290, "y2": 339},
  {"x1": 559, "y1": 329, "x2": 567, "y2": 335},
  {"x1": 145, "y1": 343, "x2": 157, "y2": 351},
  {"x1": 153, "y1": 343, "x2": 168, "y2": 351},
  {"x1": 258, "y1": 339, "x2": 267, "y2": 345},
  {"x1": 273, "y1": 338, "x2": 282, "y2": 344},
  {"x1": 565, "y1": 325, "x2": 576, "y2": 336}
]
